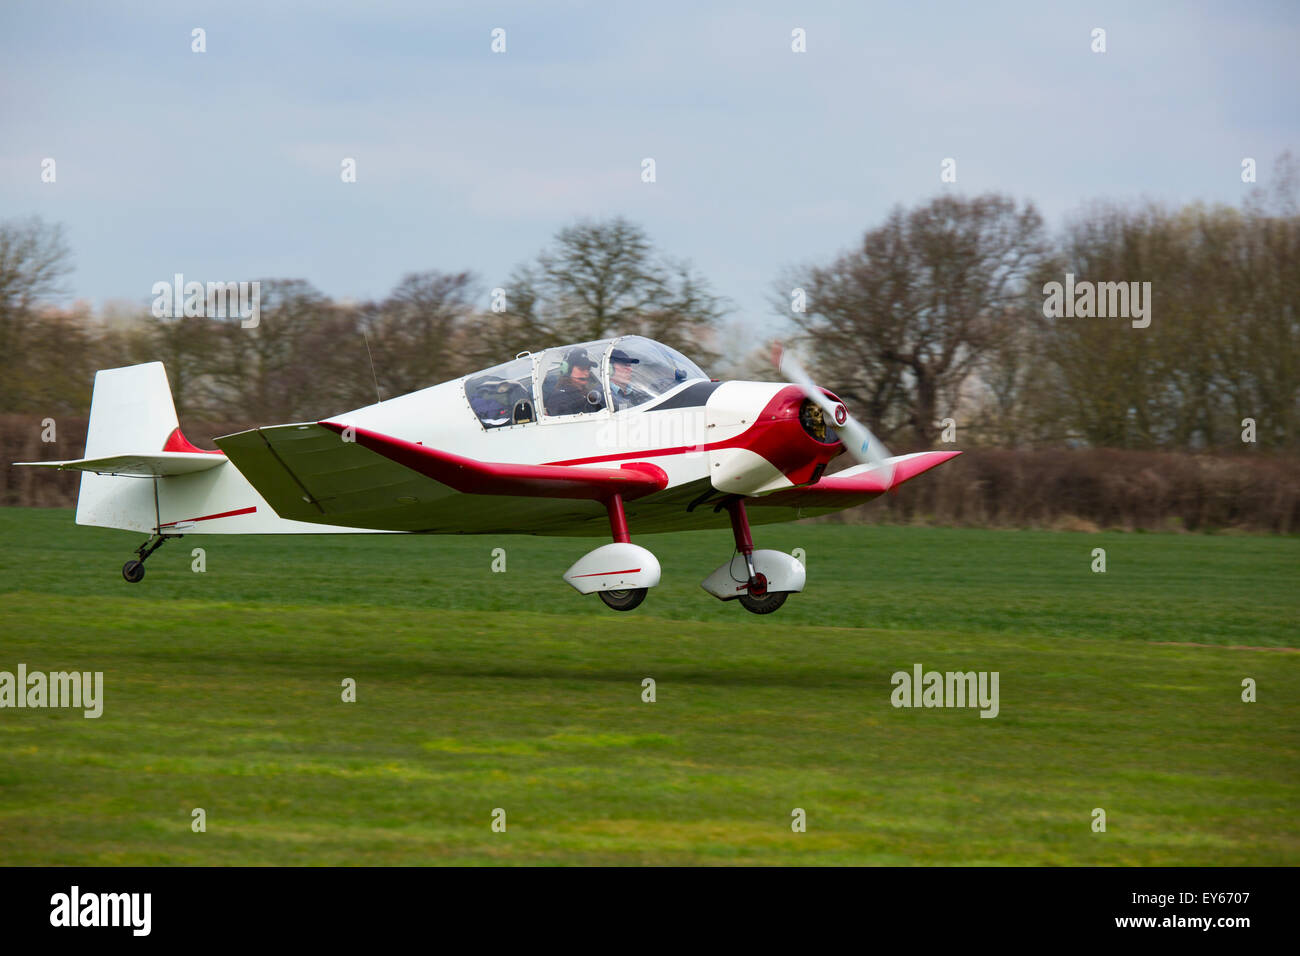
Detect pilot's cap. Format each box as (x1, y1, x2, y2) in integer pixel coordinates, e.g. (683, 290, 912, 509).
(610, 348, 640, 366)
(564, 349, 595, 370)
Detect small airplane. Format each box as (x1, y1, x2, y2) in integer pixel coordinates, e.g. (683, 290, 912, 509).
(16, 335, 960, 614)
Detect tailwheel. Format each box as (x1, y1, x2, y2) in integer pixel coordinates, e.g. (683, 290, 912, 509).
(599, 588, 647, 612)
(119, 531, 179, 583)
(738, 590, 787, 614)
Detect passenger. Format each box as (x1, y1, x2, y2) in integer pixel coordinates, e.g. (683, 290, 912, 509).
(469, 379, 513, 426)
(609, 348, 651, 410)
(547, 349, 605, 415)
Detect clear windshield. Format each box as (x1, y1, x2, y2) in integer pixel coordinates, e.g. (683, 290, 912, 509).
(472, 337, 709, 424)
(465, 356, 536, 428)
(538, 340, 612, 417)
(605, 336, 709, 411)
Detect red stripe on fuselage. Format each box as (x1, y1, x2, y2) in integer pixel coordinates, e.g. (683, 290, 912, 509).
(550, 444, 705, 466)
(548, 386, 841, 486)
(159, 506, 257, 527)
(570, 568, 642, 578)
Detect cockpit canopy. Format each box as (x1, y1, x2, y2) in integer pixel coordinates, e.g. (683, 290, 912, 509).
(464, 336, 709, 429)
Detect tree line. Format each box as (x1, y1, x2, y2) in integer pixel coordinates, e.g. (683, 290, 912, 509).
(2, 154, 1296, 453)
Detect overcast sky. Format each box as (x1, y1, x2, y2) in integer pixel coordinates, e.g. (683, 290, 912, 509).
(2, 0, 1297, 339)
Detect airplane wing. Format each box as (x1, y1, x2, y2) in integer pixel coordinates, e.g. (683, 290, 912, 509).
(316, 422, 668, 499)
(213, 422, 668, 528)
(748, 450, 962, 510)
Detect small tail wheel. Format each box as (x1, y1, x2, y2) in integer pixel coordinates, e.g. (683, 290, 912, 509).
(739, 590, 787, 615)
(122, 560, 146, 584)
(599, 587, 647, 611)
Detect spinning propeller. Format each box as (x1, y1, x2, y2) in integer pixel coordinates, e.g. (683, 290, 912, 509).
(774, 343, 896, 488)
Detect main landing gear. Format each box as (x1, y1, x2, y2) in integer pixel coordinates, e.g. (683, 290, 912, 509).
(737, 578, 787, 616)
(121, 532, 181, 583)
(729, 499, 784, 615)
(700, 498, 806, 615)
(562, 494, 662, 612)
(599, 588, 647, 612)
(562, 494, 805, 614)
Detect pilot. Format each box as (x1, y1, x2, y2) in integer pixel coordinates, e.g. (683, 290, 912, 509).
(609, 348, 651, 410)
(547, 349, 605, 416)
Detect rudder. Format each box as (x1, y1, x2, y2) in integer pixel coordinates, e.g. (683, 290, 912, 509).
(77, 363, 182, 532)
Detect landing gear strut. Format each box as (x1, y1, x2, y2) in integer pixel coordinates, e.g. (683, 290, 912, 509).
(695, 498, 805, 614)
(723, 498, 788, 614)
(121, 532, 181, 583)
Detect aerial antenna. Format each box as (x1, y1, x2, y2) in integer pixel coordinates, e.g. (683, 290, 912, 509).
(362, 327, 383, 404)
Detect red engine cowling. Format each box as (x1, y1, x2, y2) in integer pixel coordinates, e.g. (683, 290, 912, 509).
(706, 383, 844, 494)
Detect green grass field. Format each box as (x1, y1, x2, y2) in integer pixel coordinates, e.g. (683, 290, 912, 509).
(0, 506, 1296, 865)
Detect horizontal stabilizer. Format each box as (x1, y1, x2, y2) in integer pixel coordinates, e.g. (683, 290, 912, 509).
(14, 452, 227, 478)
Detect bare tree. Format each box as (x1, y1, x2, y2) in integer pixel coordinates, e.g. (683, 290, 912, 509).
(0, 217, 72, 314)
(785, 195, 1048, 445)
(204, 280, 339, 422)
(499, 217, 726, 365)
(360, 270, 481, 397)
(0, 218, 74, 410)
(1032, 185, 1298, 452)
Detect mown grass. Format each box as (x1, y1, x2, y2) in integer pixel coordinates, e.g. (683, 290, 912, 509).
(0, 507, 1296, 864)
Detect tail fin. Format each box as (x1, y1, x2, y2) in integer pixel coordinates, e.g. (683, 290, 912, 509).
(79, 363, 179, 532)
(83, 362, 181, 460)
(13, 363, 224, 532)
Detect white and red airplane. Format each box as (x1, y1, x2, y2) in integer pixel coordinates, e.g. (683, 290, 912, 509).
(16, 335, 959, 614)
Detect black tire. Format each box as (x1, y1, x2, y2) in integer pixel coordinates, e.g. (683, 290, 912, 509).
(122, 560, 145, 584)
(599, 587, 647, 611)
(739, 590, 787, 615)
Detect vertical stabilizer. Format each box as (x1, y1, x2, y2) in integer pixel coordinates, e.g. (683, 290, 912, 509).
(76, 363, 181, 531)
